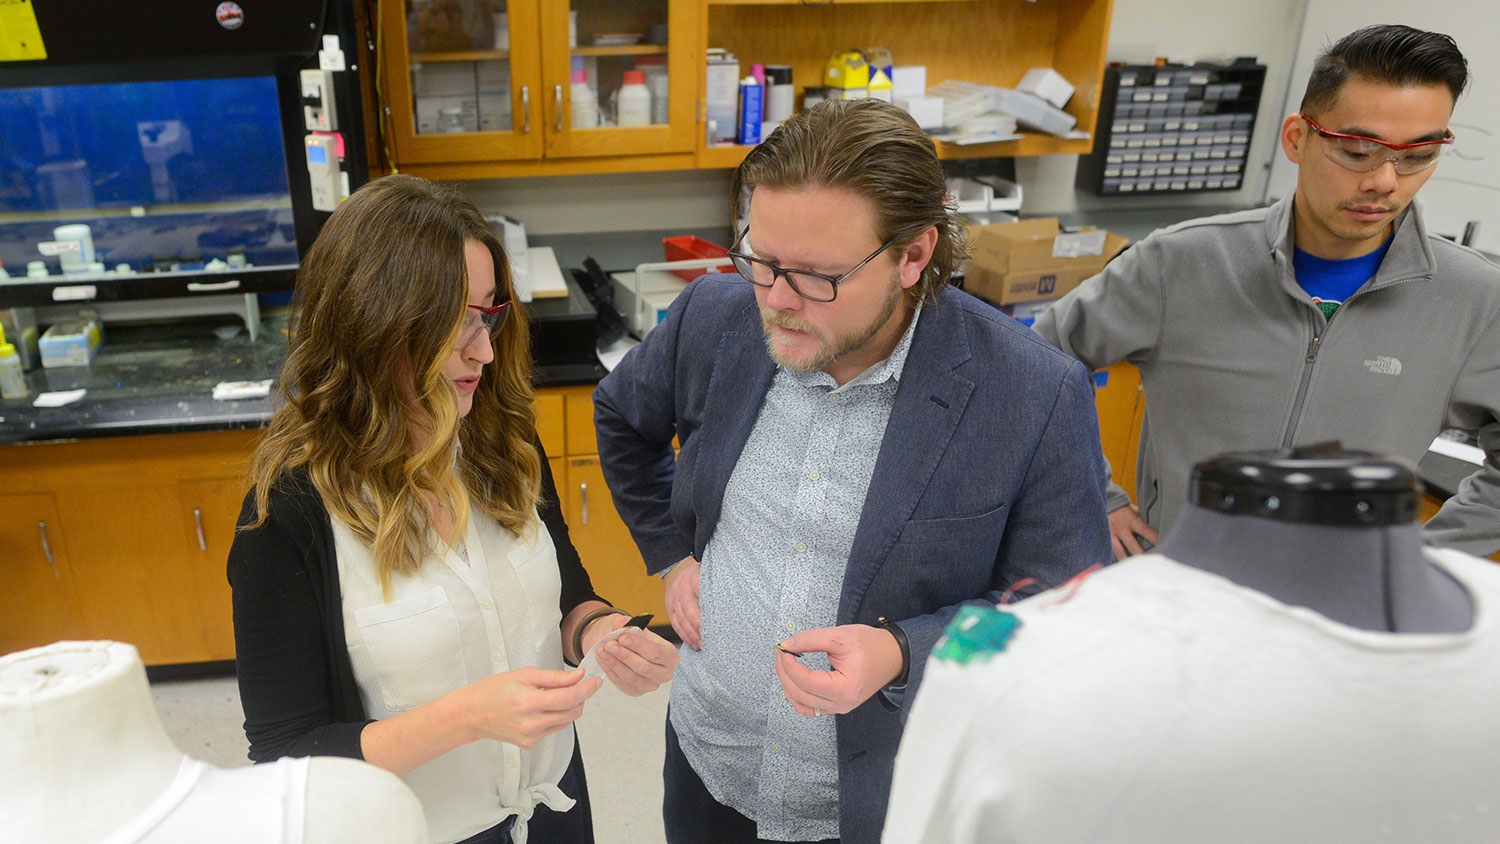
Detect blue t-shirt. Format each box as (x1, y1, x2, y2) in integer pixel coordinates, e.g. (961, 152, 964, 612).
(1292, 237, 1392, 322)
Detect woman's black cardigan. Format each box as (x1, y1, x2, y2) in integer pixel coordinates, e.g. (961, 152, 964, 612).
(227, 441, 602, 763)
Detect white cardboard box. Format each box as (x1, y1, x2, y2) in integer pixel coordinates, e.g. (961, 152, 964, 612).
(891, 65, 927, 100)
(896, 95, 944, 130)
(1018, 67, 1075, 110)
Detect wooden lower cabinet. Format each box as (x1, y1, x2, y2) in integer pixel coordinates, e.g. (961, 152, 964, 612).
(1094, 362, 1145, 504)
(178, 477, 253, 661)
(563, 456, 667, 621)
(0, 391, 657, 665)
(58, 482, 212, 664)
(0, 429, 257, 664)
(0, 492, 84, 655)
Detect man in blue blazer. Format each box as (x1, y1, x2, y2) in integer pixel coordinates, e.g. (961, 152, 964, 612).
(595, 99, 1111, 844)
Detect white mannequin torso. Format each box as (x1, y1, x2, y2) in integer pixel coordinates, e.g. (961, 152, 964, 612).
(0, 641, 428, 844)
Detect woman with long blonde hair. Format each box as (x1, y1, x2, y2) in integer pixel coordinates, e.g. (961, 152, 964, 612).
(228, 174, 676, 844)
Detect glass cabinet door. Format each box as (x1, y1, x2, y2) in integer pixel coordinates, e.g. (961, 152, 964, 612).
(382, 0, 542, 164)
(538, 0, 698, 158)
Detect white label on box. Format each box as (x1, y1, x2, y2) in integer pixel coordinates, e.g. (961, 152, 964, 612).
(38, 240, 81, 256)
(1053, 230, 1108, 259)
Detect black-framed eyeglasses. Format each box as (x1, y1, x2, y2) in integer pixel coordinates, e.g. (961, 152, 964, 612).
(1300, 113, 1454, 175)
(457, 300, 512, 349)
(727, 227, 896, 303)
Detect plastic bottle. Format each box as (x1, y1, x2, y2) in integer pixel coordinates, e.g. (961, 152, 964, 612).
(617, 69, 651, 126)
(0, 323, 26, 400)
(570, 69, 599, 128)
(763, 65, 794, 136)
(737, 75, 763, 144)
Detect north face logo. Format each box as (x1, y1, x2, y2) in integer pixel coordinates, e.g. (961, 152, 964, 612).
(1363, 355, 1403, 376)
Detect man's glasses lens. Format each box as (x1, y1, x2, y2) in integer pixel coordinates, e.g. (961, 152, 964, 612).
(728, 254, 838, 302)
(1325, 137, 1445, 174)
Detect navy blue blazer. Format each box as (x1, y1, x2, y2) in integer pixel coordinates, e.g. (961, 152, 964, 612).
(594, 274, 1110, 843)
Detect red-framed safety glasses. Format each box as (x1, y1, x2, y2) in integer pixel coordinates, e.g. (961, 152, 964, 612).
(1299, 113, 1454, 175)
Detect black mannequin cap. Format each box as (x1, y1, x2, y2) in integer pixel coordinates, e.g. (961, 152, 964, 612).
(1189, 443, 1421, 526)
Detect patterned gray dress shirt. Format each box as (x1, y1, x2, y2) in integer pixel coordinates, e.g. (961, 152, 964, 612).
(670, 307, 920, 841)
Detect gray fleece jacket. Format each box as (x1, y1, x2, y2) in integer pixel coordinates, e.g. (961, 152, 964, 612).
(1034, 194, 1500, 557)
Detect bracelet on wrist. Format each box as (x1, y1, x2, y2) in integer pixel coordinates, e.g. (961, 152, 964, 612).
(570, 607, 628, 666)
(876, 616, 910, 690)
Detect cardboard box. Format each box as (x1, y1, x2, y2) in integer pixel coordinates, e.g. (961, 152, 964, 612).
(964, 218, 1128, 305)
(39, 317, 102, 367)
(1018, 67, 1075, 109)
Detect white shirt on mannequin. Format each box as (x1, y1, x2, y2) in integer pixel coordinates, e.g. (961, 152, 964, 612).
(0, 640, 427, 844)
(884, 548, 1500, 844)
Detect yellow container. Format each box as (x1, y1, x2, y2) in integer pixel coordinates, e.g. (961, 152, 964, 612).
(824, 50, 869, 95)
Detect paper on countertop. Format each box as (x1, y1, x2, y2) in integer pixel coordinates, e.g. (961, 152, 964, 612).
(213, 379, 273, 401)
(596, 335, 639, 372)
(578, 624, 642, 679)
(33, 389, 86, 407)
(1053, 230, 1107, 258)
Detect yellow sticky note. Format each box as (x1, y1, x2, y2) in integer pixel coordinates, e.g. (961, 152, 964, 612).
(0, 0, 47, 62)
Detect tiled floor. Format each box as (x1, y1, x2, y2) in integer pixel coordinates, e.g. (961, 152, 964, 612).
(151, 673, 670, 844)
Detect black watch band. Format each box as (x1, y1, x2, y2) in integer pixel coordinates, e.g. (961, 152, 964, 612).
(876, 616, 910, 690)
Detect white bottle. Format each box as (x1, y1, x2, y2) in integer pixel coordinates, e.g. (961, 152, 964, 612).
(0, 336, 26, 400)
(570, 69, 599, 129)
(617, 69, 651, 127)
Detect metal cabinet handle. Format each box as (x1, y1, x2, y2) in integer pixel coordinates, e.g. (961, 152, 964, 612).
(194, 508, 207, 551)
(555, 84, 564, 132)
(39, 520, 55, 570)
(580, 482, 588, 525)
(521, 85, 530, 133)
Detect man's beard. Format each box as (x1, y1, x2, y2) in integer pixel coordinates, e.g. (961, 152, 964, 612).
(759, 275, 903, 374)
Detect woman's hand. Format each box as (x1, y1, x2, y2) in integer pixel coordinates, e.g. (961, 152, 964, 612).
(458, 666, 602, 749)
(361, 665, 602, 774)
(581, 613, 680, 696)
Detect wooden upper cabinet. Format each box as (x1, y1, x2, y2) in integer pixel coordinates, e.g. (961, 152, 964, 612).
(378, 0, 1115, 176)
(381, 0, 545, 164)
(381, 0, 702, 173)
(539, 0, 701, 159)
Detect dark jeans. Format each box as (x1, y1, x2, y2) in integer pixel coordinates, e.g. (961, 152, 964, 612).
(453, 737, 595, 844)
(663, 716, 840, 844)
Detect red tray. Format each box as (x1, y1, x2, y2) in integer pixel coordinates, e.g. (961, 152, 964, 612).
(663, 235, 733, 281)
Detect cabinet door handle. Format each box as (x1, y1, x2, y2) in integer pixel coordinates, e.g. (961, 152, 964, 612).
(194, 508, 207, 551)
(38, 520, 55, 570)
(555, 84, 564, 132)
(580, 482, 588, 525)
(521, 85, 530, 133)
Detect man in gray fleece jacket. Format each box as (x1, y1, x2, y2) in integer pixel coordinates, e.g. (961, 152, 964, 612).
(1036, 24, 1500, 560)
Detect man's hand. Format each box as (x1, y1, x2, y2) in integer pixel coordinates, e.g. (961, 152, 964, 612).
(662, 555, 702, 650)
(582, 613, 680, 696)
(1108, 504, 1159, 561)
(773, 624, 903, 717)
